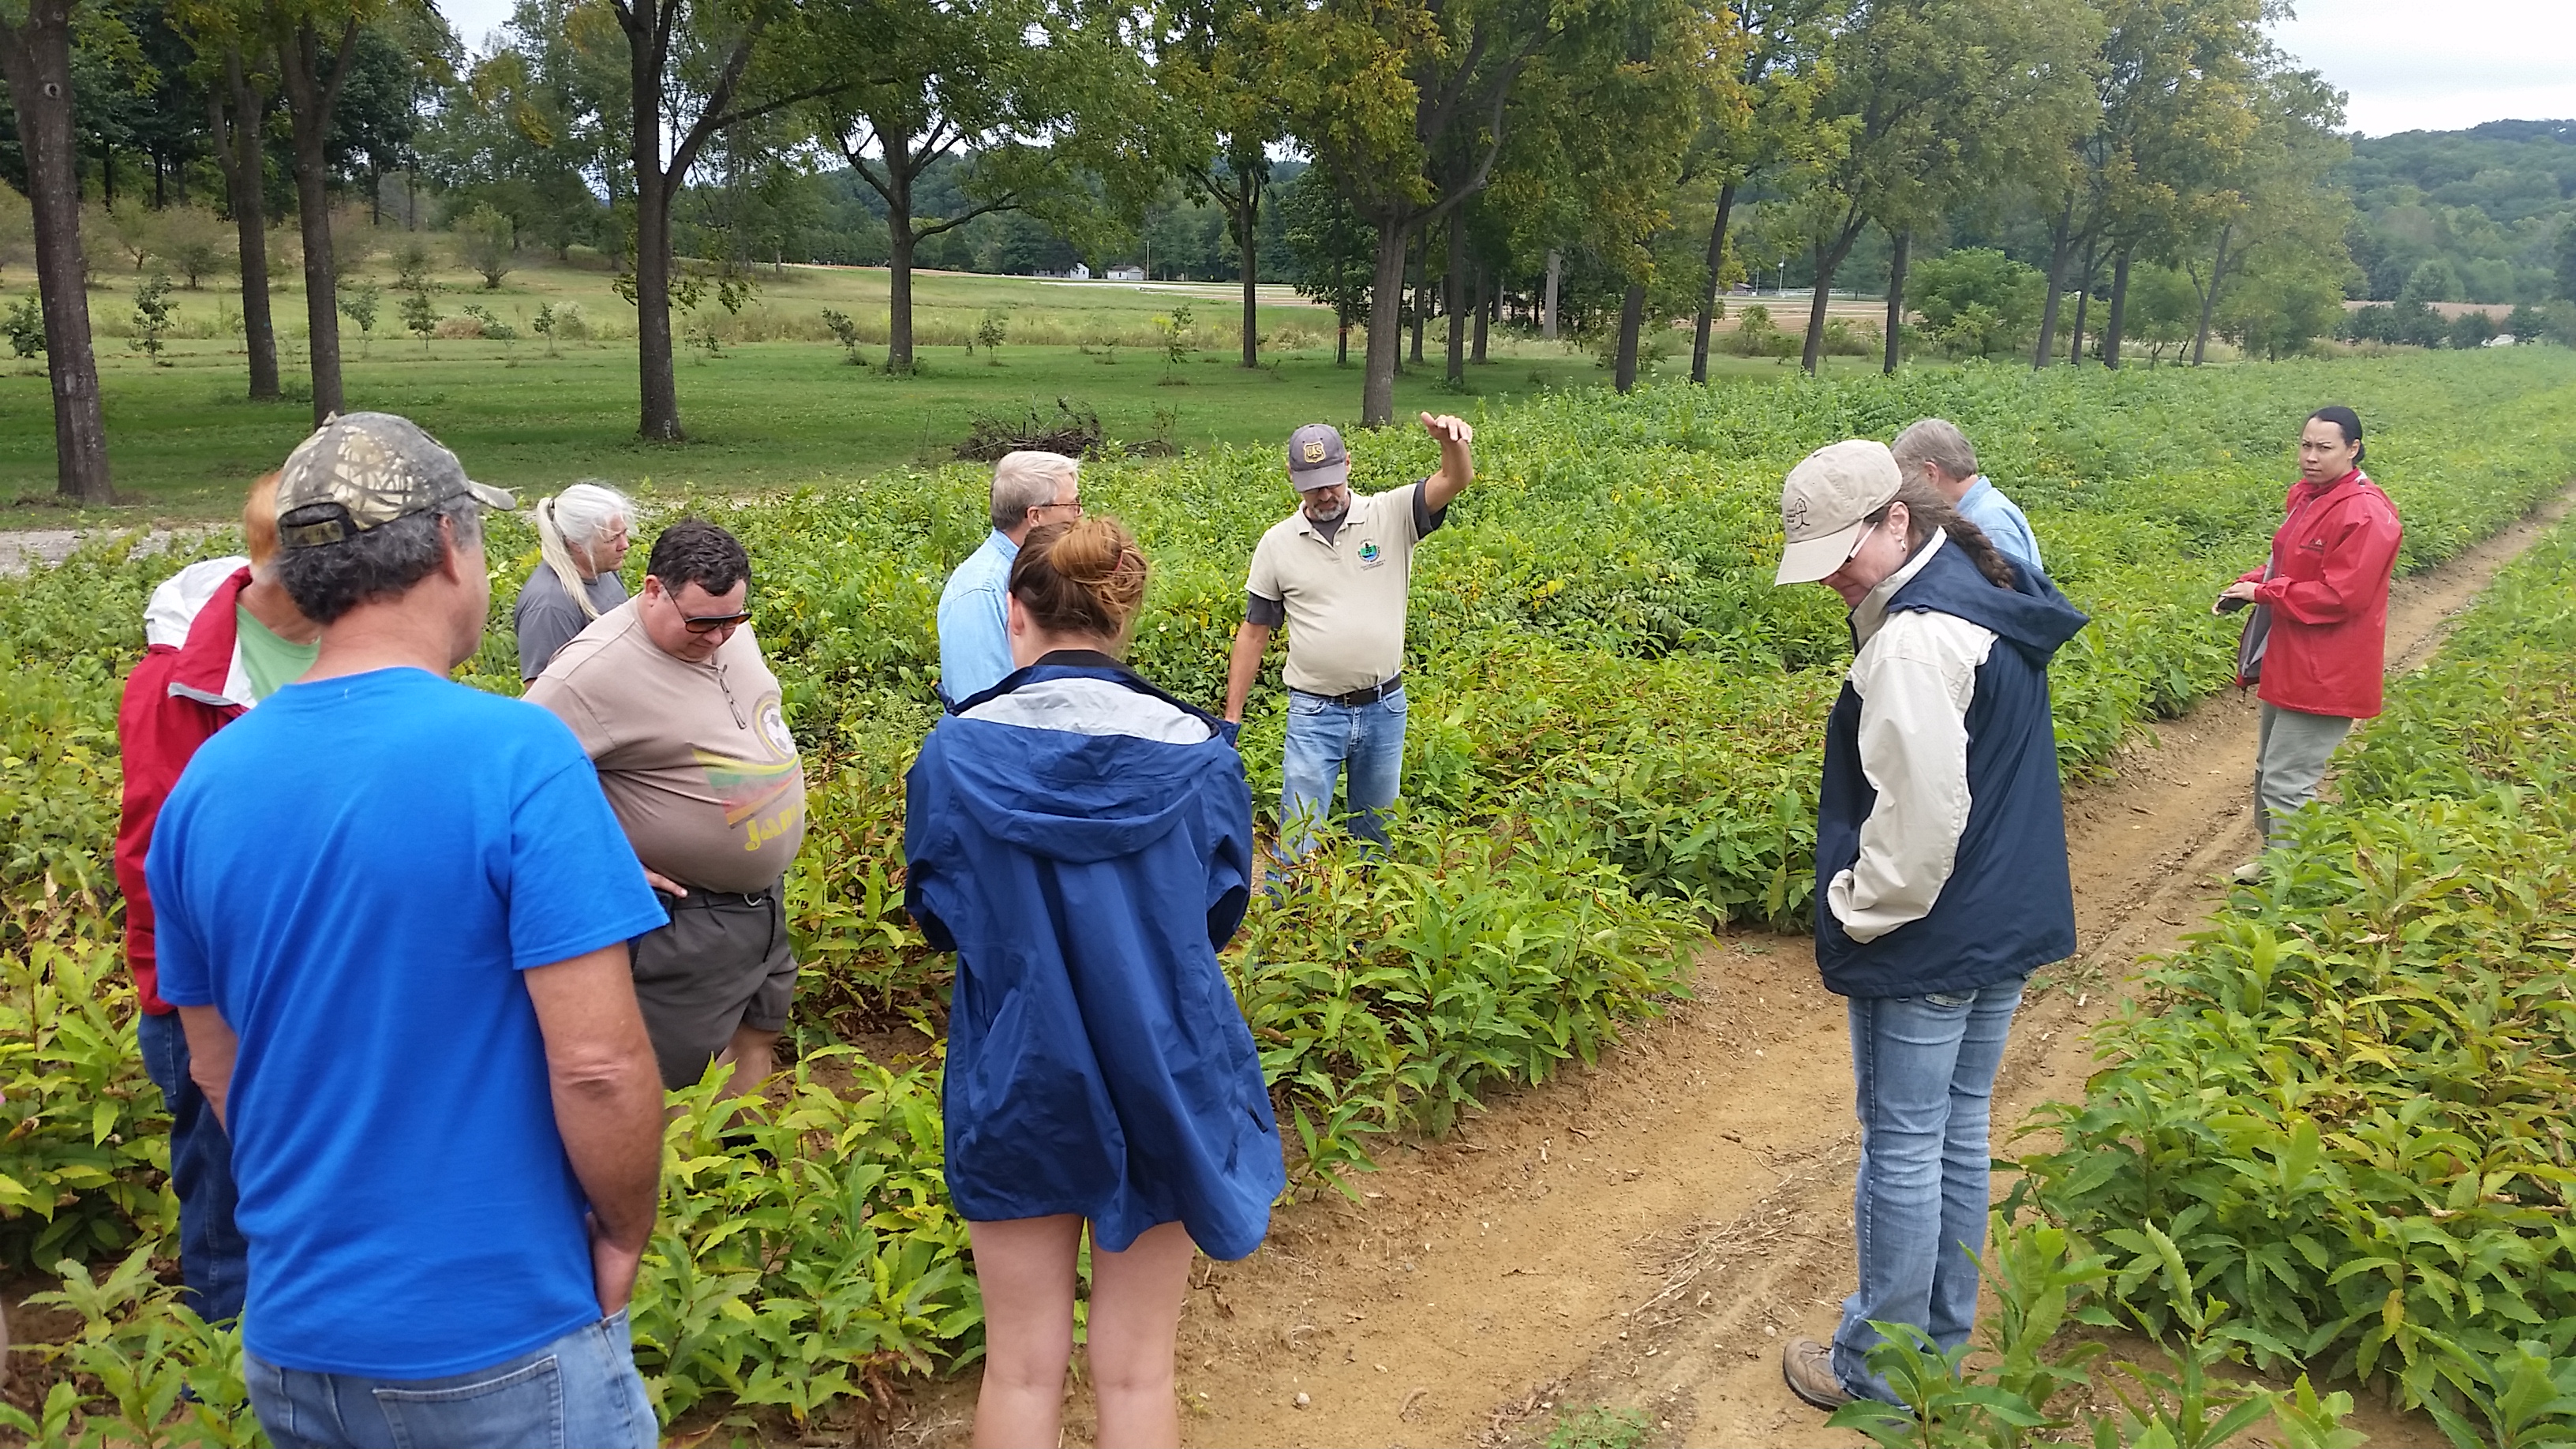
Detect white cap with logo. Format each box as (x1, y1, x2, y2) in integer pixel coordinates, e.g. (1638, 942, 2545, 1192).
(1773, 440, 1904, 586)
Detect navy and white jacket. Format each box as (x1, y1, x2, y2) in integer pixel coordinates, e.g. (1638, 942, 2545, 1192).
(1814, 531, 2088, 998)
(904, 652, 1282, 1260)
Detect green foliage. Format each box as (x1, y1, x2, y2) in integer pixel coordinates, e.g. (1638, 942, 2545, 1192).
(460, 303, 518, 341)
(8, 354, 2576, 1429)
(0, 1246, 263, 1448)
(127, 271, 176, 365)
(1159, 302, 1198, 368)
(458, 203, 515, 290)
(3, 293, 42, 358)
(338, 281, 382, 352)
(1828, 1218, 2360, 1449)
(819, 307, 864, 364)
(1544, 1403, 1649, 1449)
(399, 286, 438, 343)
(2020, 514, 2576, 1436)
(1908, 249, 2045, 358)
(637, 1050, 979, 1422)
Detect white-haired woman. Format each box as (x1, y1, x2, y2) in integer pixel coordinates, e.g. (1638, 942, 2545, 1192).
(515, 481, 634, 681)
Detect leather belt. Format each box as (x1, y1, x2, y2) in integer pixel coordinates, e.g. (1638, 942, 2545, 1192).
(660, 887, 774, 911)
(1297, 675, 1403, 707)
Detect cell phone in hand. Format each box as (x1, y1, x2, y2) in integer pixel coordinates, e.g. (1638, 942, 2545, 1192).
(2215, 594, 2251, 614)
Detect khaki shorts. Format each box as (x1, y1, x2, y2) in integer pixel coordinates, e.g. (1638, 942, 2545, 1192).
(629, 889, 798, 1091)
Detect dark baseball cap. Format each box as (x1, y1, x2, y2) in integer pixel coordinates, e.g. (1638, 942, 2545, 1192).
(275, 412, 516, 550)
(1285, 422, 1350, 492)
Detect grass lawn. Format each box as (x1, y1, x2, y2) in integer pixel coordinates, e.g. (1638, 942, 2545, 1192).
(2, 249, 1900, 518)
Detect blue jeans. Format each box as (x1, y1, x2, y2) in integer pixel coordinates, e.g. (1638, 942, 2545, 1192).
(1278, 686, 1407, 862)
(135, 1009, 249, 1324)
(1833, 977, 2027, 1402)
(246, 1311, 656, 1449)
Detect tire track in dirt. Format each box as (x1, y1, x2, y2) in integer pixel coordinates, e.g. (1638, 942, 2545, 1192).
(888, 485, 2573, 1449)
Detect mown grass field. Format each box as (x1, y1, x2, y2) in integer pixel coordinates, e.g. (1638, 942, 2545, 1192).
(8, 349, 2572, 1443)
(2, 252, 1895, 514)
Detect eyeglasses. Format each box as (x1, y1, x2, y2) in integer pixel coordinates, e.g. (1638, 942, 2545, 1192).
(1031, 500, 1084, 519)
(682, 609, 750, 635)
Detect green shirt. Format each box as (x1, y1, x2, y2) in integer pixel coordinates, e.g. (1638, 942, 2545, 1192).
(236, 605, 319, 699)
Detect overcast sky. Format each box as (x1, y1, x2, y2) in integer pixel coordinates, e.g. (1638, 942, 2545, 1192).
(2270, 0, 2576, 136)
(431, 0, 2574, 141)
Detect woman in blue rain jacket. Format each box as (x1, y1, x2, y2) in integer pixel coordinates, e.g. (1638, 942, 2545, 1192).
(904, 515, 1278, 1449)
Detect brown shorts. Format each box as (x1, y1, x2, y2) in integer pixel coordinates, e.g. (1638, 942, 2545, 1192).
(629, 888, 798, 1091)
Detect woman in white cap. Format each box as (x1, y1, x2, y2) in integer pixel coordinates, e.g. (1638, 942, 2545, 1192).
(515, 481, 633, 681)
(1768, 440, 2087, 1413)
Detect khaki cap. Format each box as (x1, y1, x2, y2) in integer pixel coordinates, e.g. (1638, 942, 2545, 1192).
(275, 412, 516, 550)
(1773, 440, 1902, 585)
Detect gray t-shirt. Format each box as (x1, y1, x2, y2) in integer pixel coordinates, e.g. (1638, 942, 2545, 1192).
(515, 567, 630, 681)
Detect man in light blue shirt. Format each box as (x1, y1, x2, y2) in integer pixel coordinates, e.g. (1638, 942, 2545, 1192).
(937, 451, 1082, 705)
(1892, 417, 2042, 575)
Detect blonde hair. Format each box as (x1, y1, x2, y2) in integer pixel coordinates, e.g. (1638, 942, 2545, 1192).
(534, 481, 632, 620)
(991, 451, 1078, 531)
(1009, 516, 1148, 648)
(242, 473, 284, 578)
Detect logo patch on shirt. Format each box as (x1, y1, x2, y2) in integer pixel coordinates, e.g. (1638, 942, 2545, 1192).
(1357, 541, 1383, 566)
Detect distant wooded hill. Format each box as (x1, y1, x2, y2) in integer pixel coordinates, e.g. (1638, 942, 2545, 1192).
(2342, 119, 2576, 304)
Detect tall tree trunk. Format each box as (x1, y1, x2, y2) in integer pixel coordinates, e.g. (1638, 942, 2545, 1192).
(627, 32, 681, 437)
(1542, 249, 1560, 339)
(1335, 311, 1349, 366)
(1408, 228, 1425, 365)
(2103, 249, 2132, 369)
(2191, 223, 2233, 367)
(1361, 218, 1410, 426)
(209, 47, 279, 402)
(102, 142, 114, 207)
(886, 214, 917, 371)
(1882, 229, 1910, 375)
(2034, 197, 2074, 369)
(1614, 281, 1645, 393)
(277, 17, 358, 426)
(154, 152, 165, 208)
(1235, 173, 1260, 369)
(1690, 178, 1738, 384)
(2068, 236, 2099, 367)
(1801, 219, 1865, 375)
(1471, 265, 1488, 363)
(0, 2, 112, 503)
(1443, 216, 1466, 385)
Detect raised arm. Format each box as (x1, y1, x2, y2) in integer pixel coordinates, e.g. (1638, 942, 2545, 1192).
(523, 942, 665, 1316)
(1420, 412, 1475, 512)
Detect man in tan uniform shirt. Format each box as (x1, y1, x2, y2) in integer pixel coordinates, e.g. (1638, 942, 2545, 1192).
(526, 520, 807, 1095)
(1222, 412, 1474, 866)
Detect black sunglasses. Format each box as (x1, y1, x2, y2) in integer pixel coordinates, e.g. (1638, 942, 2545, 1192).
(682, 608, 751, 635)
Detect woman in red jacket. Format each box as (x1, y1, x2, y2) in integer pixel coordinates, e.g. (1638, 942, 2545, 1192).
(2214, 406, 2401, 878)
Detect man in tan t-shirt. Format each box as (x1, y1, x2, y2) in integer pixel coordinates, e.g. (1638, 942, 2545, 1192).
(526, 519, 807, 1095)
(1222, 412, 1474, 866)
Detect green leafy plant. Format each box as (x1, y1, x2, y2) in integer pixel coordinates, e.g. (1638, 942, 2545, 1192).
(820, 307, 864, 364)
(338, 280, 381, 355)
(1544, 1403, 1649, 1449)
(6, 290, 43, 358)
(128, 270, 176, 365)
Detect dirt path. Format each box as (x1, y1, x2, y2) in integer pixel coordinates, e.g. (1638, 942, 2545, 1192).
(886, 487, 2572, 1449)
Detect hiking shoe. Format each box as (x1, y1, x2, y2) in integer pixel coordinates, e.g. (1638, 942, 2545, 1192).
(2230, 860, 2264, 884)
(1783, 1337, 1854, 1410)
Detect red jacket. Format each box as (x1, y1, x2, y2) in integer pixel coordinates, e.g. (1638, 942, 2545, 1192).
(115, 563, 256, 1015)
(2235, 470, 2402, 719)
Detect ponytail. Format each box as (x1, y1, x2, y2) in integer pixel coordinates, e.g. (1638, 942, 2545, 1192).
(1880, 477, 2018, 589)
(534, 481, 632, 620)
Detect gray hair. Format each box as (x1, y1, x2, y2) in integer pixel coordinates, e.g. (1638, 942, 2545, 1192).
(990, 451, 1077, 532)
(1892, 418, 1979, 482)
(277, 496, 486, 625)
(534, 481, 632, 620)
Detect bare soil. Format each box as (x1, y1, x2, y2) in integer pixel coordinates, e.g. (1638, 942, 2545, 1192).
(882, 485, 2573, 1449)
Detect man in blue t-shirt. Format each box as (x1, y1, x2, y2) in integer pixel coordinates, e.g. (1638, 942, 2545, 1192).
(935, 450, 1080, 705)
(149, 413, 670, 1449)
(1892, 417, 2044, 575)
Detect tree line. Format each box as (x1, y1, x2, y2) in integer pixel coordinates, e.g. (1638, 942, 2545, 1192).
(0, 0, 2400, 503)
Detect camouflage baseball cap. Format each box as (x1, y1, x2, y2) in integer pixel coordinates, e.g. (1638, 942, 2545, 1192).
(275, 412, 516, 550)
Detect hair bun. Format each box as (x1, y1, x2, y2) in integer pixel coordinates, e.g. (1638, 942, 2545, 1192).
(1009, 515, 1151, 642)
